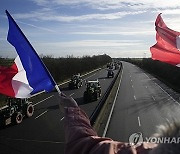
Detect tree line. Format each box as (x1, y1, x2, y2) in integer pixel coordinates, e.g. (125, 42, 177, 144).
(0, 54, 112, 104)
(42, 54, 112, 82)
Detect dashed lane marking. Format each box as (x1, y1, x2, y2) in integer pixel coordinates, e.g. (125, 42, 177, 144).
(60, 117, 64, 121)
(34, 95, 54, 106)
(35, 110, 48, 119)
(152, 96, 156, 101)
(85, 73, 96, 79)
(69, 93, 74, 97)
(138, 116, 141, 127)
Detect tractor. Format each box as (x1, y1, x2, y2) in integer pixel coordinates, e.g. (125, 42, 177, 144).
(107, 69, 114, 78)
(83, 80, 101, 102)
(0, 97, 34, 126)
(69, 74, 83, 89)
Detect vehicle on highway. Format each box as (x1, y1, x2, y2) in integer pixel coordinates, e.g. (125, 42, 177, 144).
(69, 74, 83, 89)
(107, 63, 114, 69)
(107, 69, 114, 78)
(106, 63, 111, 68)
(114, 63, 120, 70)
(0, 97, 34, 126)
(83, 80, 101, 102)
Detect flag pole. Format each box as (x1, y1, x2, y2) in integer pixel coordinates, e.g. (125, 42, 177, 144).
(55, 85, 61, 95)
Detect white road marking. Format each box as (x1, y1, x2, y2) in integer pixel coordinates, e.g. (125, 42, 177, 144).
(60, 117, 64, 121)
(102, 67, 123, 137)
(34, 95, 54, 106)
(144, 72, 180, 105)
(69, 93, 74, 97)
(85, 73, 96, 79)
(138, 116, 141, 127)
(166, 118, 170, 123)
(152, 96, 156, 101)
(35, 110, 48, 119)
(134, 95, 137, 100)
(144, 73, 150, 79)
(2, 137, 64, 144)
(132, 85, 134, 88)
(131, 79, 133, 82)
(155, 83, 180, 105)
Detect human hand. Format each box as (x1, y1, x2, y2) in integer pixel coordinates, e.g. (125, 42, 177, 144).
(58, 93, 78, 113)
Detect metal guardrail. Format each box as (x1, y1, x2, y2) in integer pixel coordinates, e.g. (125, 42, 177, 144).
(90, 63, 122, 125)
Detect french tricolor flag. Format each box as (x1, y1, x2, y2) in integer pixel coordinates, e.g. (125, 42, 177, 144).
(0, 10, 59, 98)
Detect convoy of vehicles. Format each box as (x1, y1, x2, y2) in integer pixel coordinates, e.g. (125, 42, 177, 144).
(69, 74, 83, 89)
(83, 80, 102, 102)
(0, 62, 120, 127)
(107, 62, 120, 70)
(0, 97, 34, 126)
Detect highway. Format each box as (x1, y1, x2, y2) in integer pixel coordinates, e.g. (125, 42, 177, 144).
(106, 62, 180, 143)
(1, 61, 180, 154)
(0, 67, 119, 154)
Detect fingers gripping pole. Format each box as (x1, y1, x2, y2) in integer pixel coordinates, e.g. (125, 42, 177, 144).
(55, 85, 61, 95)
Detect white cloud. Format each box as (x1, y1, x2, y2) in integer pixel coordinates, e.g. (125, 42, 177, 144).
(71, 30, 154, 36)
(158, 9, 180, 15)
(3, 0, 180, 58)
(150, 12, 180, 31)
(28, 39, 148, 58)
(35, 39, 143, 48)
(31, 0, 180, 10)
(14, 10, 145, 22)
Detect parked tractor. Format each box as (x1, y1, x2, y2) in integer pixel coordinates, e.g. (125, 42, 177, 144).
(69, 74, 83, 89)
(0, 97, 34, 126)
(83, 80, 101, 102)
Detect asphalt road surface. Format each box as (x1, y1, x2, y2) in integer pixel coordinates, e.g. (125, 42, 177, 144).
(0, 68, 119, 154)
(106, 62, 180, 143)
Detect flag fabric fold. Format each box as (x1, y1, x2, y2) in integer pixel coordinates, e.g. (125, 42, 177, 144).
(0, 63, 18, 97)
(150, 13, 180, 66)
(0, 10, 56, 98)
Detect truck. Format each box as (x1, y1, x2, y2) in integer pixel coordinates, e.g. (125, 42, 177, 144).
(69, 74, 83, 89)
(0, 97, 34, 126)
(83, 80, 101, 102)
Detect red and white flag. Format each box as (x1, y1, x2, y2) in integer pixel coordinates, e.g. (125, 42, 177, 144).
(150, 13, 180, 66)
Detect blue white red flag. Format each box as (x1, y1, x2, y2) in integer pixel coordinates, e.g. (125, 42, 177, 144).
(0, 10, 57, 98)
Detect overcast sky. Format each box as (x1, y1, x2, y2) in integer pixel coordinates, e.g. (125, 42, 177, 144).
(0, 0, 180, 58)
